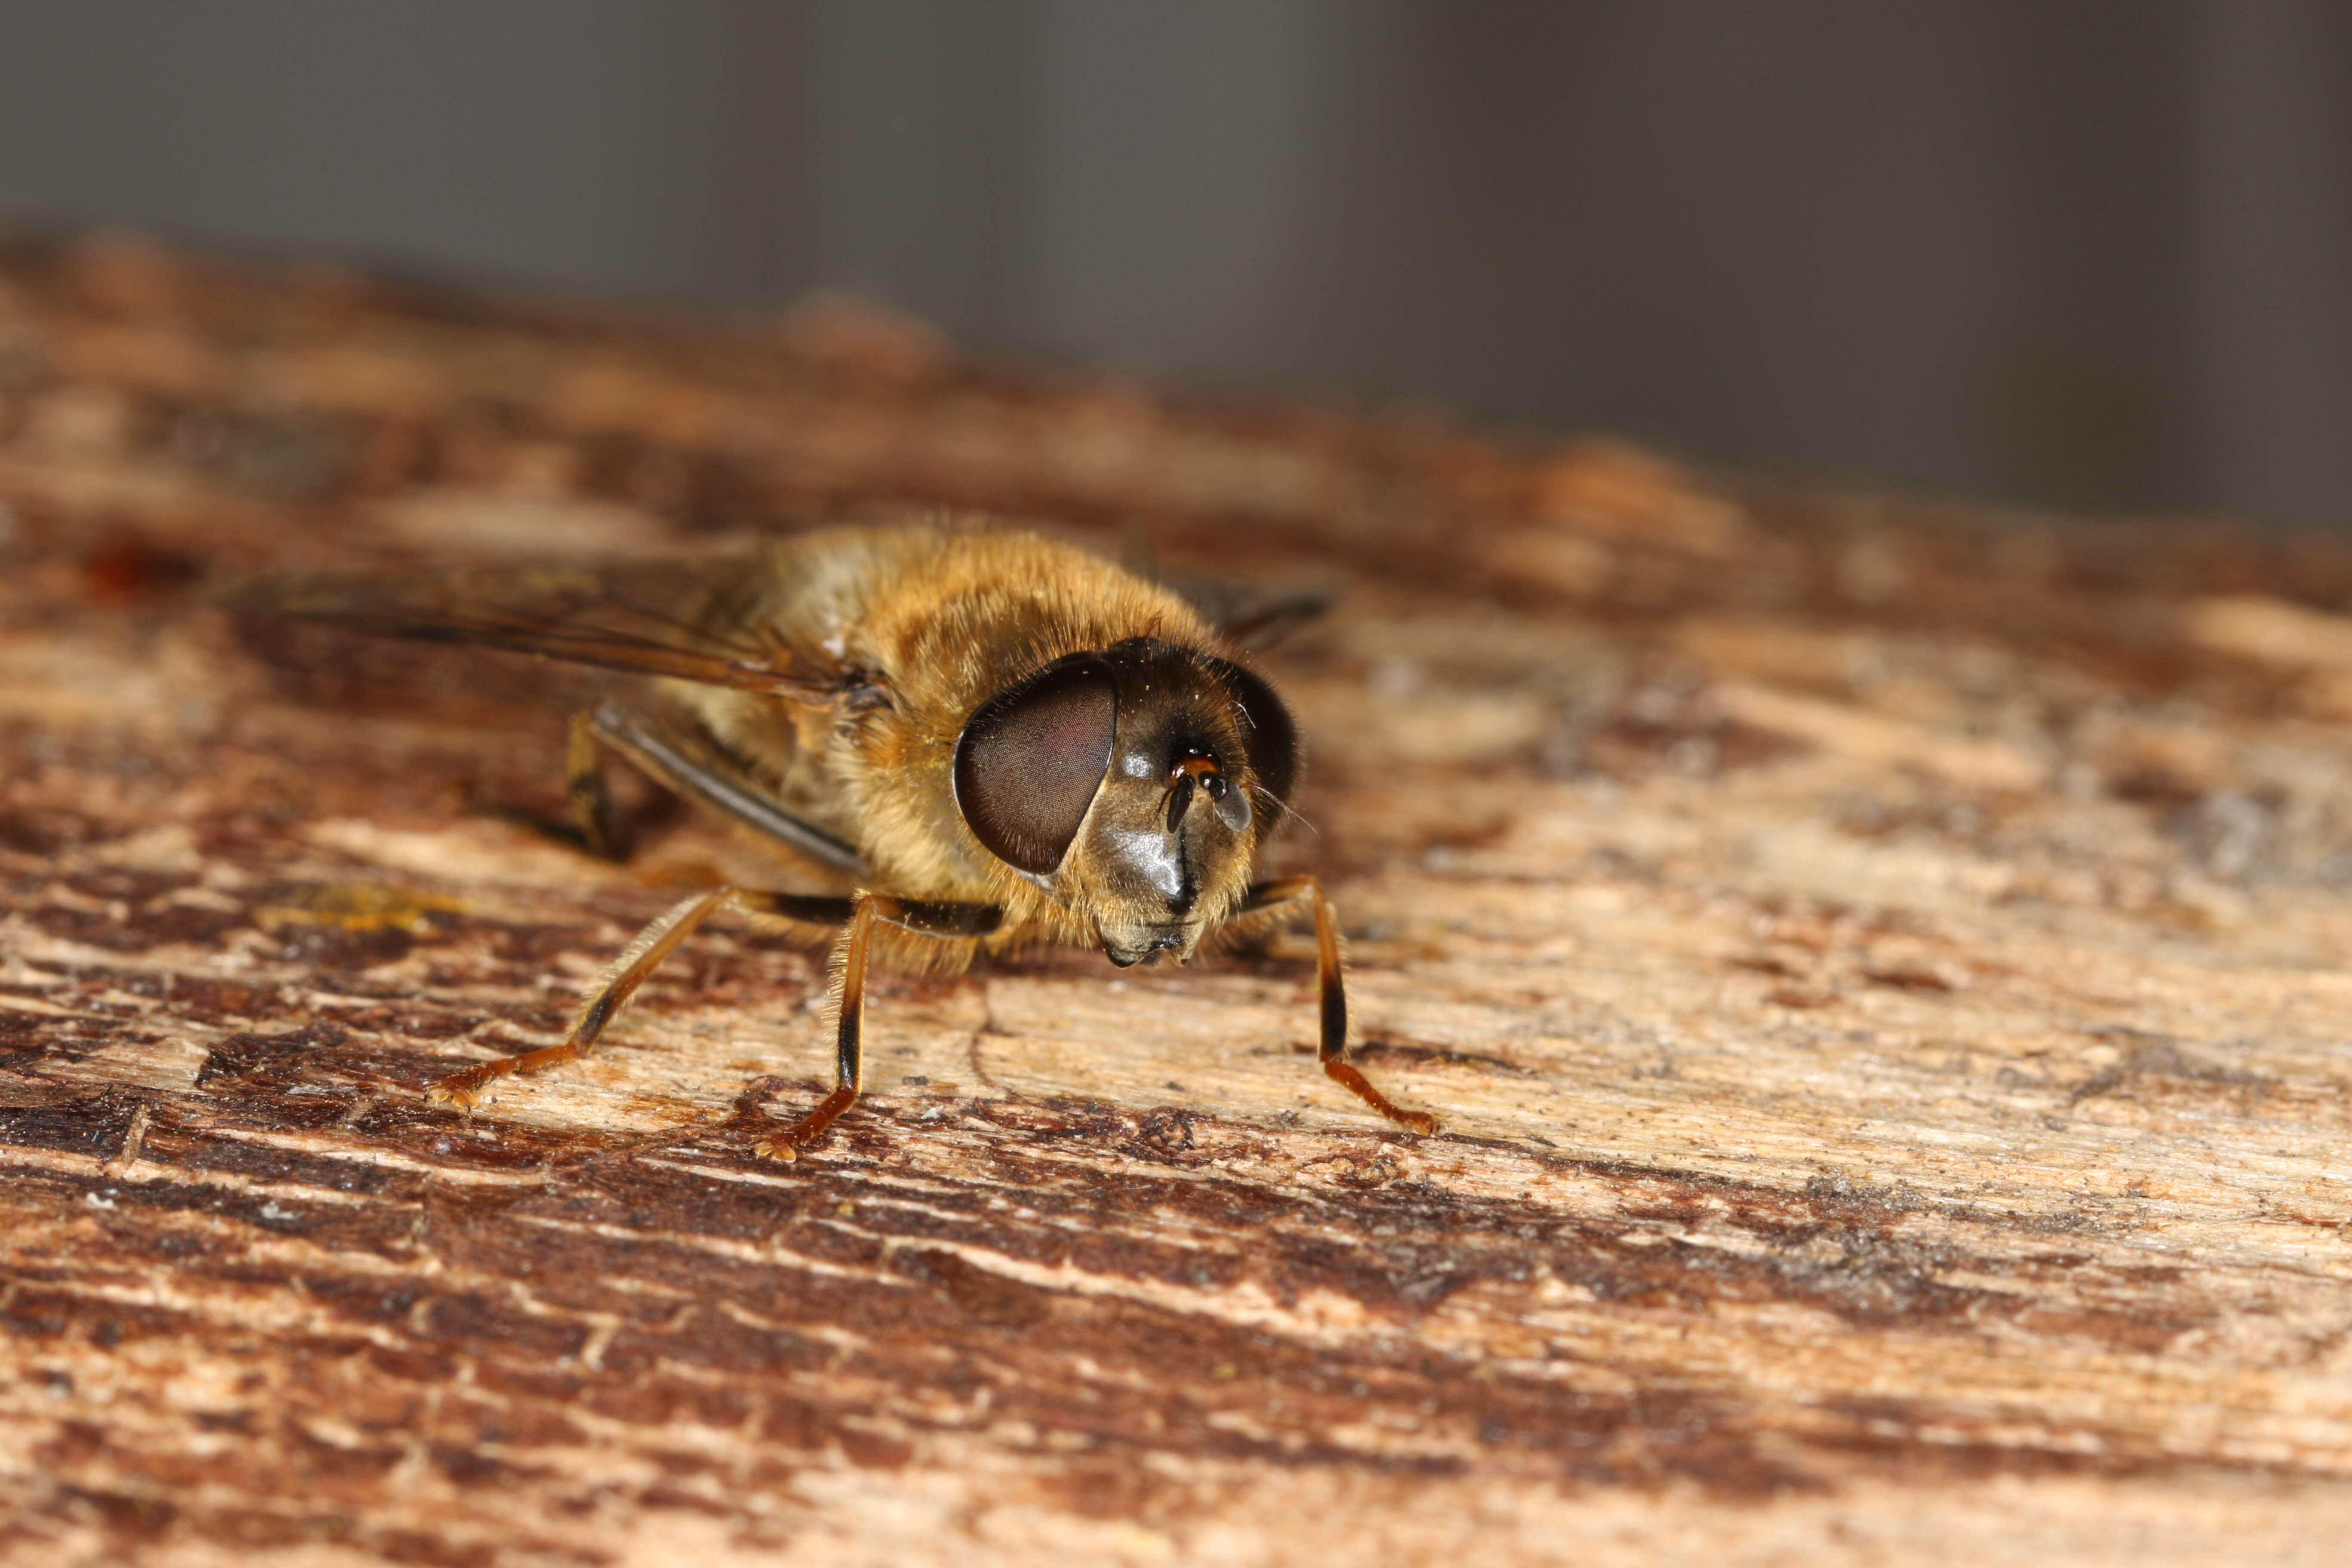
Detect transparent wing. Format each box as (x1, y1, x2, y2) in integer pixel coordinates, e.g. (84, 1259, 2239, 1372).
(1161, 573, 1335, 654)
(218, 557, 840, 700)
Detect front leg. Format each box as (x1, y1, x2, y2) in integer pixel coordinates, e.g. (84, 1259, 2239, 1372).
(746, 891, 1004, 1160)
(1238, 876, 1437, 1135)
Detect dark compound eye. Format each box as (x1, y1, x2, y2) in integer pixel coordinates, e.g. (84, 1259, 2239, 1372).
(1200, 656, 1297, 808)
(953, 656, 1119, 873)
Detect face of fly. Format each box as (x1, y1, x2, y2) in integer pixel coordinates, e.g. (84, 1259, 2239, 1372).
(951, 638, 1298, 967)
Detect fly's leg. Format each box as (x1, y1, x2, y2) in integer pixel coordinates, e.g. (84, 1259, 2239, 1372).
(490, 703, 873, 874)
(428, 880, 1002, 1152)
(1239, 875, 1437, 1135)
(753, 897, 874, 1161)
(747, 891, 1004, 1161)
(741, 892, 856, 926)
(566, 707, 633, 861)
(468, 708, 639, 861)
(588, 703, 865, 878)
(429, 885, 736, 1108)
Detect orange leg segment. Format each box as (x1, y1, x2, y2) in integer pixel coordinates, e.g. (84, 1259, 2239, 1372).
(1242, 875, 1437, 1135)
(755, 896, 877, 1161)
(429, 885, 737, 1109)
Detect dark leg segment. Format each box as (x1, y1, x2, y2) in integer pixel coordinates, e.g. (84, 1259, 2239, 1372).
(740, 889, 1002, 944)
(428, 876, 1002, 1158)
(566, 707, 634, 860)
(747, 891, 1000, 1159)
(588, 703, 866, 878)
(1240, 875, 1437, 1134)
(430, 884, 738, 1108)
(740, 891, 858, 928)
(756, 896, 876, 1161)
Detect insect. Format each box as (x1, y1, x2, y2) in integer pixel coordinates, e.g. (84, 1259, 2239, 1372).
(229, 523, 1435, 1157)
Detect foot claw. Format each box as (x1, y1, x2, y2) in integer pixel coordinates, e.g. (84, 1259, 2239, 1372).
(753, 1136, 799, 1162)
(427, 1068, 493, 1110)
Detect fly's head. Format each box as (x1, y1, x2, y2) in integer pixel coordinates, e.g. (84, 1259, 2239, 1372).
(952, 638, 1296, 966)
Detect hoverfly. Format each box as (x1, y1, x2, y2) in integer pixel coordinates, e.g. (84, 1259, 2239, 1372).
(230, 523, 1435, 1157)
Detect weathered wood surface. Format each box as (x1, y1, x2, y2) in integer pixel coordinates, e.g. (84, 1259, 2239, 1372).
(6, 233, 2352, 1565)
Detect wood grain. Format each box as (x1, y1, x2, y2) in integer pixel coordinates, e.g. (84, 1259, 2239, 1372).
(4, 232, 2352, 1565)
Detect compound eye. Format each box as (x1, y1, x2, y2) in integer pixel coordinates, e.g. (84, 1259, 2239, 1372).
(1202, 657, 1298, 808)
(953, 657, 1118, 873)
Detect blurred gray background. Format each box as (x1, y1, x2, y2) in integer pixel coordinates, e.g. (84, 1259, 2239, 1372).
(1, 0, 2346, 527)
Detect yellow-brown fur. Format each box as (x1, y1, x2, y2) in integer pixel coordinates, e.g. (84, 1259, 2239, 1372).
(665, 522, 1257, 974)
